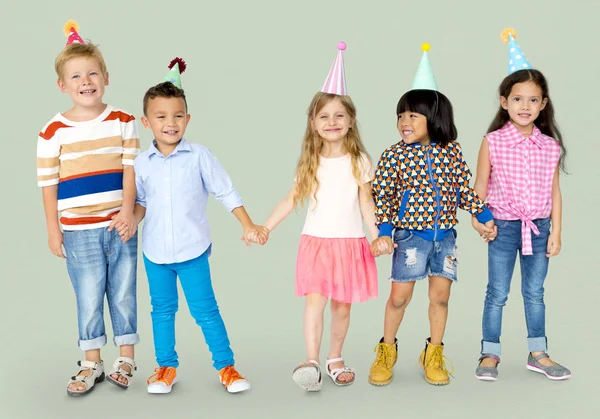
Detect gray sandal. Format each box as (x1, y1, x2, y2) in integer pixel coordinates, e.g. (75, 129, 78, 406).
(292, 360, 322, 391)
(106, 356, 137, 389)
(66, 360, 105, 397)
(526, 353, 571, 380)
(475, 354, 500, 381)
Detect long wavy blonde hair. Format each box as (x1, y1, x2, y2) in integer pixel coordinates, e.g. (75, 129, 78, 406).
(293, 91, 371, 209)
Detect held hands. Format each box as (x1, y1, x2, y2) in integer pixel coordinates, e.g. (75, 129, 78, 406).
(370, 236, 397, 257)
(472, 218, 497, 243)
(108, 210, 138, 243)
(242, 224, 270, 247)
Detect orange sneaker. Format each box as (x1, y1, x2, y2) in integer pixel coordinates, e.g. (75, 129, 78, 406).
(147, 366, 177, 394)
(219, 365, 250, 393)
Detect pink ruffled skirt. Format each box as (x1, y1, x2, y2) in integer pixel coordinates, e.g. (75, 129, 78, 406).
(295, 235, 378, 303)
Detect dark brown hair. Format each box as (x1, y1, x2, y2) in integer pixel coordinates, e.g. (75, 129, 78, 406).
(488, 69, 566, 173)
(143, 81, 188, 115)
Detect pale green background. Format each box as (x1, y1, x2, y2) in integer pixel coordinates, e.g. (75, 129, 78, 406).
(1, 0, 598, 418)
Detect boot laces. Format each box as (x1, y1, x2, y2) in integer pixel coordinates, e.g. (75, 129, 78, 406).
(373, 343, 394, 369)
(427, 346, 455, 377)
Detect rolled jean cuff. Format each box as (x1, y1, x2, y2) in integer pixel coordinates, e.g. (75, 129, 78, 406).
(114, 333, 140, 347)
(528, 337, 547, 353)
(79, 335, 107, 351)
(481, 340, 501, 357)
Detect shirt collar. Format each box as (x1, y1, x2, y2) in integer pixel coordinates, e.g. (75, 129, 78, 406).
(504, 122, 546, 149)
(148, 138, 192, 158)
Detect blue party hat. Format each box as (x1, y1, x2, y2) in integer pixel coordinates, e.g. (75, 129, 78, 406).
(501, 28, 532, 74)
(411, 43, 438, 91)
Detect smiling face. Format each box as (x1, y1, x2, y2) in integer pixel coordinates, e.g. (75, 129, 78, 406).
(500, 81, 548, 135)
(141, 96, 190, 155)
(311, 97, 352, 143)
(57, 56, 108, 110)
(397, 111, 430, 145)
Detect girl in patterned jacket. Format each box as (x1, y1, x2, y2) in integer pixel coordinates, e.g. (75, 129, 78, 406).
(369, 44, 496, 387)
(473, 29, 570, 382)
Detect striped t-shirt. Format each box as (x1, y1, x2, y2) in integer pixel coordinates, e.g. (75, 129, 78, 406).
(36, 105, 140, 230)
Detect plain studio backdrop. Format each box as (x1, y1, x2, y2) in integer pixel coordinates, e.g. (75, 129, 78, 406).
(1, 0, 598, 418)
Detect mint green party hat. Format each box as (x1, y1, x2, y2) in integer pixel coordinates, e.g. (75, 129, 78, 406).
(411, 43, 438, 91)
(163, 57, 187, 89)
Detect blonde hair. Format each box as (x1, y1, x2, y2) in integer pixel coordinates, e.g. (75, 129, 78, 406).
(55, 42, 107, 79)
(293, 91, 371, 209)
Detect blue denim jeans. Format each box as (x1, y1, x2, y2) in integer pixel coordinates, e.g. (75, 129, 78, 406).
(390, 229, 458, 282)
(143, 248, 234, 370)
(63, 227, 139, 351)
(481, 218, 551, 357)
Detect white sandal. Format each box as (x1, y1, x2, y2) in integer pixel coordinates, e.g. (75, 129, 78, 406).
(66, 360, 105, 397)
(292, 360, 322, 391)
(106, 356, 137, 389)
(326, 357, 355, 386)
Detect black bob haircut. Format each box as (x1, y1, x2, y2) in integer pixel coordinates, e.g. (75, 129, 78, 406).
(396, 89, 457, 147)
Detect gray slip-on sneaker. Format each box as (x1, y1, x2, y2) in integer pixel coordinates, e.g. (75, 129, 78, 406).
(526, 353, 571, 380)
(475, 354, 500, 381)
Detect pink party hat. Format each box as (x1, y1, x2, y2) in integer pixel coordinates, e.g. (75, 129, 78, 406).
(63, 20, 84, 45)
(321, 41, 347, 96)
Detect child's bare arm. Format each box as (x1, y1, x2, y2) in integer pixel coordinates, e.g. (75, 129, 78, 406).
(42, 185, 65, 258)
(263, 184, 297, 233)
(359, 182, 379, 241)
(547, 166, 562, 257)
(474, 136, 492, 200)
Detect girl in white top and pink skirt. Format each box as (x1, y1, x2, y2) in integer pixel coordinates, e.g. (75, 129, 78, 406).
(250, 43, 378, 391)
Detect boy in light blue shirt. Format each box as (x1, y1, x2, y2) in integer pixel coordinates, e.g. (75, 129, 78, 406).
(127, 58, 268, 394)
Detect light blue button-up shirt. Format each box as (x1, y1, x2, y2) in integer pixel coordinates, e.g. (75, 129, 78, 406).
(134, 138, 243, 264)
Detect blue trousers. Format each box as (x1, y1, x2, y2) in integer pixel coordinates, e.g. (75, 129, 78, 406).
(143, 249, 234, 370)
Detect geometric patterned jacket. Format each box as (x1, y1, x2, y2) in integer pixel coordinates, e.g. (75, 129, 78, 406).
(372, 140, 492, 240)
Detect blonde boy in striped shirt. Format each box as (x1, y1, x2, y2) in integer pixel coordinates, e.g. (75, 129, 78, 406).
(36, 21, 140, 397)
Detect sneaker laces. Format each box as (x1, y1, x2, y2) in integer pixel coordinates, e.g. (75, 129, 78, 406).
(373, 343, 394, 369)
(426, 346, 455, 377)
(220, 366, 244, 386)
(147, 366, 175, 385)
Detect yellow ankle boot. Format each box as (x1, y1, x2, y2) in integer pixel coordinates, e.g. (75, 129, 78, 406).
(418, 338, 454, 385)
(368, 338, 397, 386)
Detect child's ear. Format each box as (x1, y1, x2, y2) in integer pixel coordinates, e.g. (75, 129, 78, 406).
(104, 72, 110, 86)
(540, 97, 548, 111)
(499, 96, 509, 110)
(57, 78, 67, 93)
(141, 116, 150, 129)
(186, 114, 191, 124)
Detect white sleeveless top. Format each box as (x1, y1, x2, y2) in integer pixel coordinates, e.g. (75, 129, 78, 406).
(300, 153, 373, 238)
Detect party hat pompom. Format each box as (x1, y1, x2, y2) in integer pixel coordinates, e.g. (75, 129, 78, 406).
(63, 19, 79, 37)
(168, 57, 187, 74)
(501, 28, 517, 44)
(421, 43, 430, 52)
(337, 41, 346, 51)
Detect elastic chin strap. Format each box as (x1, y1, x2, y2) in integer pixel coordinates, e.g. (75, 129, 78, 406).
(433, 90, 439, 121)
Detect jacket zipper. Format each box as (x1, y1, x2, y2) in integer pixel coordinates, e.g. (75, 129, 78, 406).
(425, 147, 441, 241)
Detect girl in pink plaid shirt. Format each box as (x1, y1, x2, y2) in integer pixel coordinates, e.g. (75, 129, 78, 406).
(472, 67, 570, 381)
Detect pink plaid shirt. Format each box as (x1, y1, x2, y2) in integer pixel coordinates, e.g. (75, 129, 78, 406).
(486, 122, 560, 255)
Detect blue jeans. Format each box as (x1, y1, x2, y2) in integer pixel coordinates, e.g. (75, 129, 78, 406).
(390, 229, 458, 282)
(481, 218, 551, 357)
(143, 248, 234, 370)
(63, 227, 139, 351)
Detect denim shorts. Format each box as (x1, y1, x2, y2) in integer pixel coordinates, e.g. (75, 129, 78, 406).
(390, 229, 458, 282)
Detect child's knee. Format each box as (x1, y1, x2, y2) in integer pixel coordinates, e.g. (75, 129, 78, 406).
(388, 294, 411, 310)
(330, 300, 351, 316)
